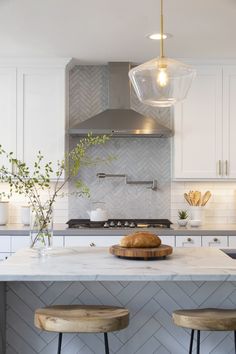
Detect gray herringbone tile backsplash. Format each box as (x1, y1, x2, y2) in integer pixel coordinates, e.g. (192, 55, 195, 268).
(69, 65, 171, 220)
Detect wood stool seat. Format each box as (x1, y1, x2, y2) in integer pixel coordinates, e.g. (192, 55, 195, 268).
(35, 305, 129, 333)
(173, 308, 236, 331)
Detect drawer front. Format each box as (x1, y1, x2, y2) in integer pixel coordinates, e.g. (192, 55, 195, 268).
(0, 252, 11, 261)
(53, 236, 64, 247)
(159, 236, 175, 247)
(65, 236, 121, 248)
(228, 236, 236, 247)
(11, 235, 64, 252)
(202, 236, 228, 248)
(0, 236, 11, 252)
(11, 236, 29, 252)
(176, 236, 201, 247)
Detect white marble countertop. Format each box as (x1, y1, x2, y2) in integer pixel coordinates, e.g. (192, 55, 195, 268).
(1, 223, 236, 236)
(0, 247, 236, 281)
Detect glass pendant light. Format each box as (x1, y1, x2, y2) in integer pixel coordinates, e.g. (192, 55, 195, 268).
(129, 0, 196, 107)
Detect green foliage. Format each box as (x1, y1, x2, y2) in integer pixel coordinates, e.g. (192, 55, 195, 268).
(0, 133, 110, 246)
(178, 209, 188, 220)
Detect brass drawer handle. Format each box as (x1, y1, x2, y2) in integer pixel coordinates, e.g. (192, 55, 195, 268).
(225, 160, 228, 176)
(89, 242, 96, 247)
(218, 160, 222, 176)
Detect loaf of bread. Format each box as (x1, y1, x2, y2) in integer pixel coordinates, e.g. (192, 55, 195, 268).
(119, 231, 161, 248)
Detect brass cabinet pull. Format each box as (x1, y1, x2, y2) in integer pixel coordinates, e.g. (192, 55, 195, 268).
(225, 160, 228, 176)
(218, 160, 222, 176)
(90, 242, 96, 247)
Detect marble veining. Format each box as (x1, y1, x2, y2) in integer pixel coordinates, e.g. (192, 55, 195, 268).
(0, 247, 236, 281)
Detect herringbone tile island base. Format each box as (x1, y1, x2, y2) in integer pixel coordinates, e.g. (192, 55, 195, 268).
(6, 281, 236, 353)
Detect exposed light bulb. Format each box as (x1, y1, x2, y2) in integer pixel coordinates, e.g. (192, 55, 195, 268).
(157, 67, 169, 87)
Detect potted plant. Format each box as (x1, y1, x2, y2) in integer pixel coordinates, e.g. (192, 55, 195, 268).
(0, 133, 110, 255)
(177, 210, 188, 227)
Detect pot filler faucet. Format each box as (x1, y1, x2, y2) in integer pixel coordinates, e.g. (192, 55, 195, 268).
(96, 173, 158, 191)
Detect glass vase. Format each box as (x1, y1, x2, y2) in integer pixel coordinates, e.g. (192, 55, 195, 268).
(30, 209, 53, 256)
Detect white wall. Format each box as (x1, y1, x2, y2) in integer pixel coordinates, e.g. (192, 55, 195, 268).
(0, 183, 68, 224)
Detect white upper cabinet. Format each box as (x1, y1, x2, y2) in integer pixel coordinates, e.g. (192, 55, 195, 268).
(223, 66, 236, 178)
(173, 66, 223, 179)
(0, 68, 17, 169)
(174, 64, 236, 180)
(0, 58, 71, 180)
(17, 67, 66, 177)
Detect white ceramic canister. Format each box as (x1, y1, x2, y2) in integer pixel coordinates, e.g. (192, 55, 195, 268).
(189, 206, 205, 226)
(21, 206, 30, 225)
(0, 201, 9, 225)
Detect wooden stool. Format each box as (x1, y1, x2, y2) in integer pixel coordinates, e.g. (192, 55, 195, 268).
(172, 308, 236, 354)
(35, 305, 129, 354)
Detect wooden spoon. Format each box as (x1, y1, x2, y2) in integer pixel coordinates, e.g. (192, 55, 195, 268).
(189, 191, 195, 206)
(184, 193, 192, 205)
(201, 191, 212, 206)
(194, 191, 201, 206)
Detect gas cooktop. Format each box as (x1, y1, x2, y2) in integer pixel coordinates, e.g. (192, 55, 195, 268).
(67, 219, 172, 229)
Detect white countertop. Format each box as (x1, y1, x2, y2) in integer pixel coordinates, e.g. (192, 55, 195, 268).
(0, 247, 236, 281)
(1, 223, 236, 236)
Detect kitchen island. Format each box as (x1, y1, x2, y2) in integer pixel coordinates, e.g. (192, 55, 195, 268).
(0, 247, 236, 353)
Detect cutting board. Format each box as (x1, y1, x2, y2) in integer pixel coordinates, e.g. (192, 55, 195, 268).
(109, 244, 173, 260)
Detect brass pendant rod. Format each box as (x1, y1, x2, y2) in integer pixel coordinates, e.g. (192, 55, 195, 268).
(160, 0, 164, 58)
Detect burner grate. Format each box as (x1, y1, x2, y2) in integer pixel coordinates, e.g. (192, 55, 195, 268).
(67, 219, 172, 229)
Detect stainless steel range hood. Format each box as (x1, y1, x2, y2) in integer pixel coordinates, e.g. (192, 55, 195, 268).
(68, 62, 172, 138)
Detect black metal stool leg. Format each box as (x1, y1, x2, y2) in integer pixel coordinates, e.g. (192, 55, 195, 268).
(189, 329, 194, 354)
(104, 332, 109, 354)
(234, 331, 236, 354)
(57, 332, 63, 354)
(197, 330, 200, 354)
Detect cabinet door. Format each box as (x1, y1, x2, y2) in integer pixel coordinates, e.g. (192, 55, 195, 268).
(0, 68, 17, 168)
(173, 66, 222, 179)
(202, 236, 228, 248)
(11, 236, 29, 252)
(228, 237, 236, 248)
(223, 66, 236, 178)
(17, 68, 65, 178)
(65, 236, 121, 247)
(0, 236, 11, 252)
(159, 236, 175, 247)
(176, 236, 201, 247)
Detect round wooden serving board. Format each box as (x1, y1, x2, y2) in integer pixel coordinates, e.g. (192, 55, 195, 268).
(109, 244, 173, 260)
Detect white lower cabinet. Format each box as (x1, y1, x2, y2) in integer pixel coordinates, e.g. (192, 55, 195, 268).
(53, 236, 64, 247)
(228, 237, 236, 247)
(65, 236, 121, 248)
(11, 236, 30, 252)
(176, 236, 202, 247)
(159, 236, 175, 247)
(0, 236, 11, 253)
(202, 236, 228, 248)
(0, 253, 10, 261)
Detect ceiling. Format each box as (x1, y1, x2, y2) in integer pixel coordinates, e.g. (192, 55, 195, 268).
(0, 0, 235, 63)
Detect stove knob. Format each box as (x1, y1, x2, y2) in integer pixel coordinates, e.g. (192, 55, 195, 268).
(117, 221, 122, 227)
(103, 222, 109, 228)
(124, 221, 130, 227)
(109, 221, 115, 227)
(129, 222, 136, 228)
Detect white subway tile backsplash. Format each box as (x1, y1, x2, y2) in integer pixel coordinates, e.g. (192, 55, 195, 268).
(171, 181, 236, 224)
